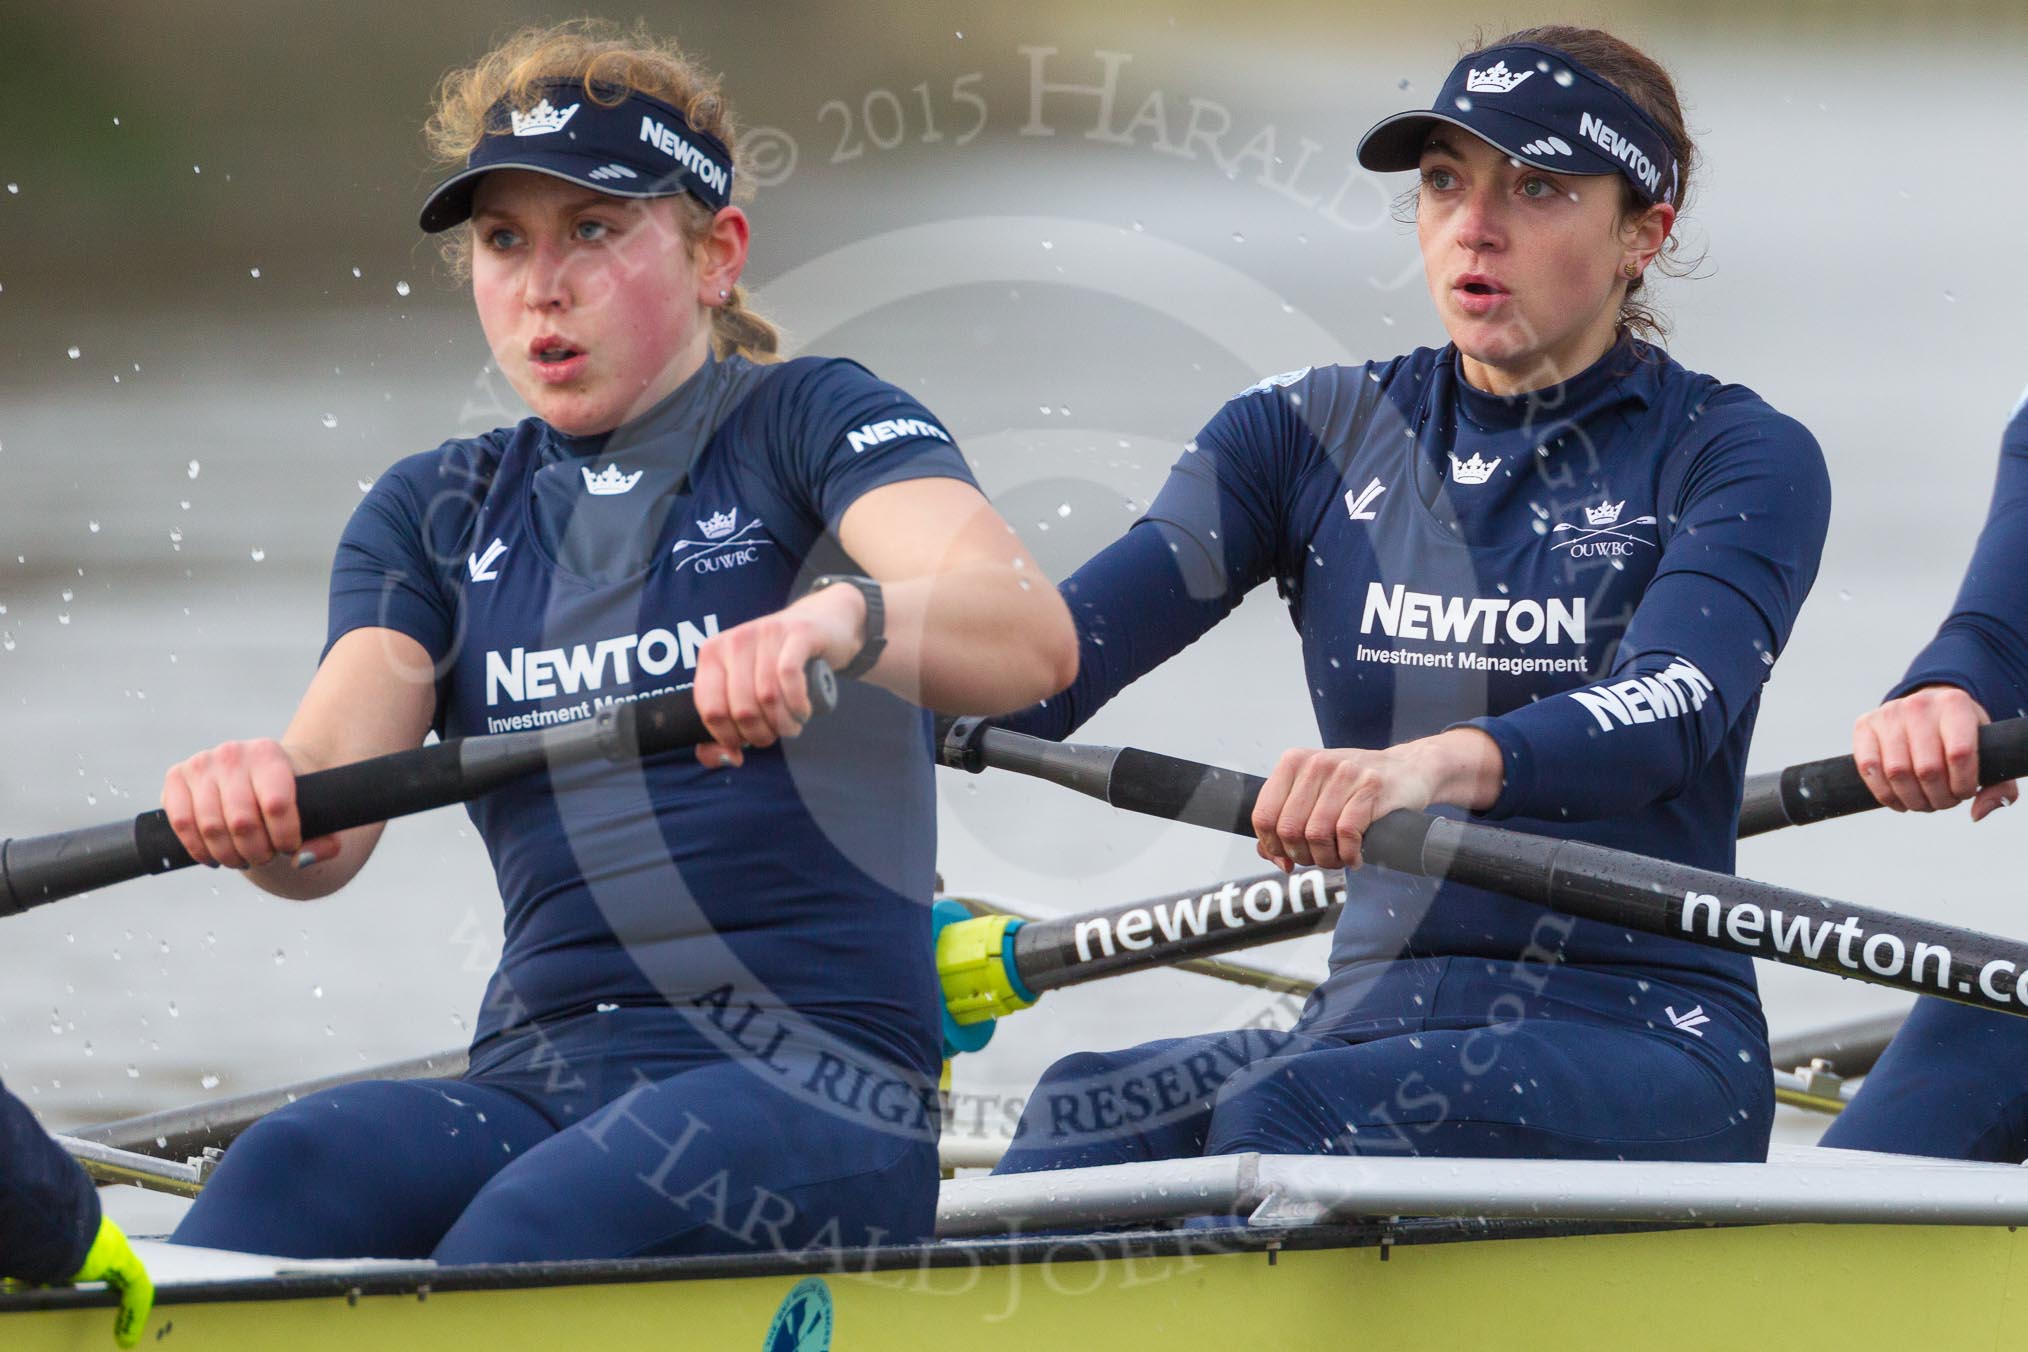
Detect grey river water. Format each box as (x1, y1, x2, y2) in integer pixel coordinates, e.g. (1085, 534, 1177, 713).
(4, 6, 2027, 1184)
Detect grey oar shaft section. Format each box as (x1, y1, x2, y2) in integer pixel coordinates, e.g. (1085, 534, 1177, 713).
(944, 722, 2028, 1020)
(1738, 714, 2028, 838)
(0, 662, 837, 915)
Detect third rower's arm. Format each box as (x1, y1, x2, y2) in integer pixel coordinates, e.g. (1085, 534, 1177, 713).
(1856, 401, 2028, 816)
(160, 627, 437, 900)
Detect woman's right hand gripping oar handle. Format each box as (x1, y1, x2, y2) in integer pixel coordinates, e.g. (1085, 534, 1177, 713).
(1741, 704, 2028, 837)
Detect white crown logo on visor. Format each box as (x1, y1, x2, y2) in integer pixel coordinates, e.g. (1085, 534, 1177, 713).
(1449, 453, 1502, 485)
(510, 98, 580, 137)
(1465, 61, 1533, 95)
(1586, 500, 1625, 527)
(697, 508, 738, 540)
(582, 464, 644, 496)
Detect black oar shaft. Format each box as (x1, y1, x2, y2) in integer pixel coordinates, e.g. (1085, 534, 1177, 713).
(1738, 715, 2028, 838)
(946, 723, 2028, 1021)
(0, 662, 837, 916)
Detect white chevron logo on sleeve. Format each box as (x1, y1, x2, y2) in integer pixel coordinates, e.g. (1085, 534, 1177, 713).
(467, 537, 508, 583)
(1665, 1004, 1710, 1037)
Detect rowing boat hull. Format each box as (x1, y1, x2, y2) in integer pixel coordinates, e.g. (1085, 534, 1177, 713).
(7, 1217, 2025, 1350)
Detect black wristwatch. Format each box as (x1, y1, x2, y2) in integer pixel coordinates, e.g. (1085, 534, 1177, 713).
(805, 574, 886, 679)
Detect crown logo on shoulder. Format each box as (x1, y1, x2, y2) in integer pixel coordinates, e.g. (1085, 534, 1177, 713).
(698, 507, 738, 540)
(1448, 452, 1502, 486)
(582, 463, 643, 496)
(1465, 61, 1533, 95)
(1585, 499, 1625, 527)
(510, 98, 580, 137)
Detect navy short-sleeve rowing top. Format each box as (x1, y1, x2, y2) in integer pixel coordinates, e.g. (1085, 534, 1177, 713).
(1009, 338, 1830, 1005)
(325, 354, 975, 1076)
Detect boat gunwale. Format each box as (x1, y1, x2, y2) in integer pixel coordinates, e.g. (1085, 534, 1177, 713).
(0, 1215, 1695, 1316)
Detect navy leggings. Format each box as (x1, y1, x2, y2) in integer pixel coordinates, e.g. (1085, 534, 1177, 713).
(996, 959, 1771, 1173)
(1820, 996, 2028, 1162)
(172, 1015, 939, 1262)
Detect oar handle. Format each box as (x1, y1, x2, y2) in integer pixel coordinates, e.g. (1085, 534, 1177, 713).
(0, 661, 837, 916)
(1739, 714, 2028, 838)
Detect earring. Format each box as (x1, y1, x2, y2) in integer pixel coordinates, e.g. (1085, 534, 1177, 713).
(719, 289, 730, 300)
(1622, 261, 1641, 280)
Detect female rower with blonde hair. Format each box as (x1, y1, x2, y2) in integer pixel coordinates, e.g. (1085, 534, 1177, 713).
(992, 25, 1830, 1173)
(162, 20, 1076, 1261)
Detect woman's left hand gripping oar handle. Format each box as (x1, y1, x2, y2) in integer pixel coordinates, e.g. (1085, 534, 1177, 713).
(0, 660, 838, 917)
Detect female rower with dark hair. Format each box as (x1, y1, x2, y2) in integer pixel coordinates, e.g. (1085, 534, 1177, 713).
(992, 25, 1830, 1172)
(156, 20, 1076, 1261)
(1818, 388, 2028, 1161)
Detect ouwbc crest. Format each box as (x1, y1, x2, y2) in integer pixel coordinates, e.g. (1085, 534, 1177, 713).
(510, 98, 579, 137)
(583, 464, 644, 496)
(1449, 452, 1502, 485)
(1465, 61, 1533, 94)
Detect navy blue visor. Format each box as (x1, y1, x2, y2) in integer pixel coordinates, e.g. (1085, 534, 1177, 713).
(420, 79, 734, 233)
(1357, 43, 1679, 206)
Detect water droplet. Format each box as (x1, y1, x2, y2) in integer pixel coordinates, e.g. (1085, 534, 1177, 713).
(321, 413, 338, 429)
(311, 985, 323, 999)
(60, 588, 72, 603)
(249, 547, 265, 562)
(167, 1001, 178, 1018)
(273, 948, 286, 965)
(5, 183, 17, 195)
(1056, 503, 1072, 518)
(1040, 240, 1053, 251)
(596, 1001, 619, 1013)
(248, 267, 261, 279)
(351, 266, 363, 279)
(1231, 231, 1245, 245)
(201, 1073, 220, 1089)
(1, 633, 12, 651)
(57, 614, 70, 626)
(395, 280, 411, 297)
(187, 460, 201, 479)
(356, 478, 376, 493)
(1452, 95, 1474, 111)
(1130, 220, 1144, 232)
(66, 345, 81, 360)
(127, 1064, 140, 1078)
(1553, 69, 1574, 87)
